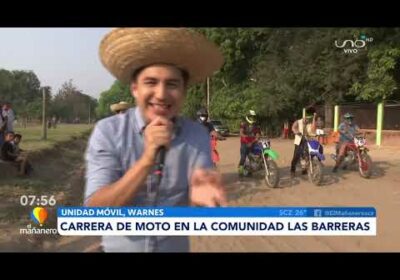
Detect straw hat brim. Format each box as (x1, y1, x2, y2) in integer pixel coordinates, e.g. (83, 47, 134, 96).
(99, 28, 224, 85)
(110, 103, 130, 112)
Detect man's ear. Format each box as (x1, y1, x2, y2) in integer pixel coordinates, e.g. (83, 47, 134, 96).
(131, 82, 138, 99)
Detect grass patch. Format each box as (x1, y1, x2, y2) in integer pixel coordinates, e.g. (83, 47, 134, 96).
(13, 124, 93, 152)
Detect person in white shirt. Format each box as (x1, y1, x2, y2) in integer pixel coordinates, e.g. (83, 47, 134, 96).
(2, 102, 15, 132)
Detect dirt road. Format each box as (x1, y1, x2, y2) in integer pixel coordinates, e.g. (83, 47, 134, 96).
(191, 137, 400, 252)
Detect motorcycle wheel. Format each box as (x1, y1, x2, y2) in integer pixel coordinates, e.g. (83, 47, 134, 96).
(264, 159, 280, 188)
(308, 157, 323, 186)
(242, 160, 251, 177)
(359, 153, 372, 178)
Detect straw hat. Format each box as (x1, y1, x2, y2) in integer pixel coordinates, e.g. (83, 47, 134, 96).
(99, 28, 224, 85)
(110, 101, 130, 113)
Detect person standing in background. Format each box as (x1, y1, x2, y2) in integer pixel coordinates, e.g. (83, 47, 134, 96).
(2, 102, 15, 132)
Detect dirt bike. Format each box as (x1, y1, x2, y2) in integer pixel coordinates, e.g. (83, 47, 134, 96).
(242, 138, 280, 188)
(341, 135, 372, 178)
(300, 135, 325, 186)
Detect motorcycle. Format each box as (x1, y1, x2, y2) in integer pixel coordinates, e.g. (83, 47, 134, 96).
(300, 135, 325, 186)
(242, 138, 280, 188)
(341, 135, 372, 178)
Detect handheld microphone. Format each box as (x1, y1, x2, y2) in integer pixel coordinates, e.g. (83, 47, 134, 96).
(149, 117, 179, 188)
(153, 146, 166, 186)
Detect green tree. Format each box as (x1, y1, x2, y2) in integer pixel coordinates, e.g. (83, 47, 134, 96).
(52, 80, 96, 123)
(350, 47, 400, 101)
(0, 69, 43, 121)
(96, 80, 133, 118)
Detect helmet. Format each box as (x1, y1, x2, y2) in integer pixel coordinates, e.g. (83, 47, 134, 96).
(245, 110, 257, 124)
(344, 112, 354, 124)
(344, 112, 354, 119)
(305, 106, 316, 119)
(197, 108, 208, 123)
(302, 106, 316, 123)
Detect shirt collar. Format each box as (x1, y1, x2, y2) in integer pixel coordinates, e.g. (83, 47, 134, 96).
(134, 107, 146, 133)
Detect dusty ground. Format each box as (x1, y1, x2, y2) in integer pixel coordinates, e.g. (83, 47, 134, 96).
(0, 135, 100, 252)
(191, 137, 400, 252)
(1, 136, 399, 252)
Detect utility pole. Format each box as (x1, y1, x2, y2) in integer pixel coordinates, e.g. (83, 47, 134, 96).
(41, 88, 47, 140)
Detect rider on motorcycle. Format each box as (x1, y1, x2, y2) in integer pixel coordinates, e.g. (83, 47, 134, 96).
(197, 108, 215, 134)
(290, 107, 319, 178)
(197, 108, 219, 166)
(332, 112, 360, 173)
(238, 110, 261, 176)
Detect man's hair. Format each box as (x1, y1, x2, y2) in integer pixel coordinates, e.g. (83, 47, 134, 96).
(130, 64, 190, 86)
(5, 131, 15, 136)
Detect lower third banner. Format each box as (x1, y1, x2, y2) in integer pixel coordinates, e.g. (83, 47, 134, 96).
(57, 207, 376, 236)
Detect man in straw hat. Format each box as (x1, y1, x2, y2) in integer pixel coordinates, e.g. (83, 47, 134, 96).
(84, 28, 226, 252)
(110, 101, 130, 114)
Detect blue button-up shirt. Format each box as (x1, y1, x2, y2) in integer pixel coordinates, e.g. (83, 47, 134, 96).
(84, 107, 213, 252)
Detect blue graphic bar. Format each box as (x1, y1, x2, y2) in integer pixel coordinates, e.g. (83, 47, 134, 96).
(57, 207, 376, 218)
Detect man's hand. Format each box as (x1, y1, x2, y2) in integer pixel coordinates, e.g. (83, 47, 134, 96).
(190, 168, 227, 207)
(142, 117, 173, 164)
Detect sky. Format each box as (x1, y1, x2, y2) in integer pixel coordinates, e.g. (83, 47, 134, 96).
(0, 28, 115, 99)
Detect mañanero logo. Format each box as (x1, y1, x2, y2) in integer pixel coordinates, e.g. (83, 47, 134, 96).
(335, 34, 373, 54)
(20, 207, 58, 235)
